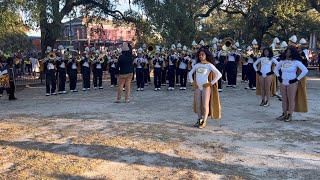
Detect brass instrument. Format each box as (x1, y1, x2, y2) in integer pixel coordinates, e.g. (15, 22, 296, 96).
(48, 52, 57, 60)
(147, 44, 156, 58)
(67, 53, 73, 59)
(98, 54, 105, 64)
(76, 55, 82, 62)
(221, 37, 234, 51)
(89, 53, 96, 62)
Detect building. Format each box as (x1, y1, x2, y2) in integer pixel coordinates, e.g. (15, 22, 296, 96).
(56, 17, 137, 52)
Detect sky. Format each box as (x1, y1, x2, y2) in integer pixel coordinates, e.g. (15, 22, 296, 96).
(26, 0, 139, 37)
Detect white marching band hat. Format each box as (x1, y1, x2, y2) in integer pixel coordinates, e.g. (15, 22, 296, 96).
(234, 41, 240, 48)
(252, 39, 258, 45)
(280, 41, 288, 50)
(46, 46, 52, 52)
(273, 37, 280, 44)
(191, 40, 197, 46)
(212, 37, 219, 44)
(199, 40, 205, 46)
(299, 38, 307, 44)
(58, 45, 64, 50)
(176, 43, 182, 49)
(171, 44, 176, 50)
(289, 35, 297, 43)
(182, 45, 187, 51)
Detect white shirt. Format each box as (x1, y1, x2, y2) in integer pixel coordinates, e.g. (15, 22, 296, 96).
(153, 58, 162, 68)
(134, 57, 146, 68)
(47, 63, 54, 70)
(96, 64, 102, 69)
(72, 63, 77, 69)
(179, 57, 188, 69)
(274, 60, 308, 86)
(83, 61, 89, 67)
(253, 57, 278, 77)
(188, 62, 222, 90)
(247, 57, 254, 64)
(59, 62, 65, 68)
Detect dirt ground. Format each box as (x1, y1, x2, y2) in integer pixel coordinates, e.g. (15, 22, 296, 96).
(0, 74, 320, 179)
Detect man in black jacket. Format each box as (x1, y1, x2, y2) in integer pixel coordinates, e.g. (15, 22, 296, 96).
(115, 42, 133, 103)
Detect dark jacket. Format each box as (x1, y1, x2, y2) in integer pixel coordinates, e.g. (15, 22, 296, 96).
(117, 51, 133, 75)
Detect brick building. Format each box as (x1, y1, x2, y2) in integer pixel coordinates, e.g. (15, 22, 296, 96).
(56, 17, 137, 52)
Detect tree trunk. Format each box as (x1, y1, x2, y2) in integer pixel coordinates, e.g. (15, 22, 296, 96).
(40, 21, 62, 57)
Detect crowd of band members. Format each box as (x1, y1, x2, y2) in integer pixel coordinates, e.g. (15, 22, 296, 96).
(0, 34, 314, 100)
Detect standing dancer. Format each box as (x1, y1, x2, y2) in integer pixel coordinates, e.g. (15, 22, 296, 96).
(253, 48, 279, 106)
(188, 47, 222, 129)
(274, 47, 308, 122)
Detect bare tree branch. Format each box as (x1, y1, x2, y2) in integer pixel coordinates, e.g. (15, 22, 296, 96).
(194, 0, 223, 19)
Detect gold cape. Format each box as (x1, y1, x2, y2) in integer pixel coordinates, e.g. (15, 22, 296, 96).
(294, 69, 308, 112)
(193, 64, 221, 119)
(256, 63, 277, 96)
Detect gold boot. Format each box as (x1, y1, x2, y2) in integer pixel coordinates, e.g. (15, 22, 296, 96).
(198, 119, 207, 129)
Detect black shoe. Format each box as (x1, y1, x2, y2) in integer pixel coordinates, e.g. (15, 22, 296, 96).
(259, 100, 265, 106)
(276, 113, 287, 121)
(194, 119, 201, 127)
(284, 114, 292, 122)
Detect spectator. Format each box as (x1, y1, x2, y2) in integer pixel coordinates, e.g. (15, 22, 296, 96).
(318, 52, 320, 71)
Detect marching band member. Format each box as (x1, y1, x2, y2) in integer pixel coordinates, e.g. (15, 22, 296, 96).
(215, 43, 225, 92)
(81, 48, 91, 91)
(167, 50, 178, 90)
(56, 49, 67, 94)
(226, 44, 240, 88)
(67, 53, 78, 92)
(44, 47, 57, 96)
(134, 51, 146, 91)
(92, 50, 103, 90)
(245, 42, 258, 90)
(178, 51, 188, 90)
(108, 53, 118, 88)
(161, 51, 167, 86)
(188, 46, 222, 129)
(274, 46, 308, 122)
(298, 38, 309, 67)
(144, 54, 151, 86)
(168, 51, 178, 91)
(253, 48, 279, 106)
(153, 52, 163, 91)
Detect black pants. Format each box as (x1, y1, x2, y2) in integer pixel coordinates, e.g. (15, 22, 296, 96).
(110, 68, 118, 86)
(216, 62, 224, 89)
(132, 67, 135, 81)
(9, 81, 15, 99)
(154, 67, 161, 88)
(247, 63, 256, 88)
(176, 68, 180, 84)
(93, 68, 103, 87)
(46, 70, 56, 93)
(179, 69, 187, 87)
(136, 68, 144, 88)
(226, 61, 237, 86)
(242, 64, 248, 81)
(222, 65, 227, 81)
(69, 69, 77, 91)
(82, 67, 90, 88)
(161, 67, 167, 85)
(168, 66, 175, 87)
(58, 68, 66, 92)
(0, 87, 9, 95)
(144, 68, 151, 84)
